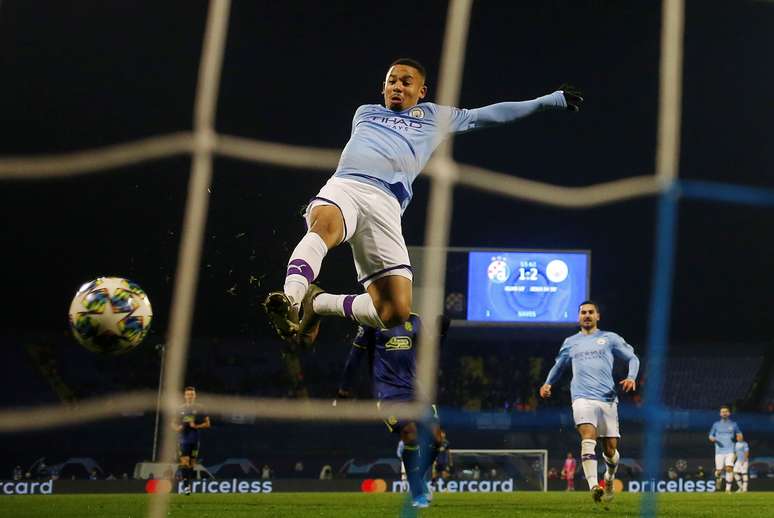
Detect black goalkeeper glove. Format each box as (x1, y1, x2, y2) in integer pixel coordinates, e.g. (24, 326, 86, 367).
(558, 84, 583, 112)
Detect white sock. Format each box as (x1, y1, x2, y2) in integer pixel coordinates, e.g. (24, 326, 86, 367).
(603, 449, 620, 480)
(742, 474, 748, 491)
(284, 232, 328, 305)
(734, 472, 741, 487)
(725, 471, 733, 490)
(581, 439, 598, 489)
(313, 292, 384, 329)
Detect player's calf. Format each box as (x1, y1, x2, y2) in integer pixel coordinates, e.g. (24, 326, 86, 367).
(580, 439, 599, 490)
(601, 448, 619, 502)
(724, 466, 734, 492)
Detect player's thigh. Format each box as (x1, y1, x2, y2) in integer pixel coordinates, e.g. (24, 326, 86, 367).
(714, 454, 726, 471)
(596, 401, 620, 439)
(724, 453, 735, 469)
(348, 186, 412, 287)
(572, 399, 599, 434)
(306, 178, 360, 245)
(308, 205, 346, 248)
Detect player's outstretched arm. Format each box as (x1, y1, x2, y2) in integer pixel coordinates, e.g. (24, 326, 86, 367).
(468, 86, 583, 130)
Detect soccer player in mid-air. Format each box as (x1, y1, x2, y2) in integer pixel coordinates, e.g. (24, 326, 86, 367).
(733, 432, 750, 492)
(540, 301, 639, 504)
(709, 404, 742, 493)
(337, 313, 450, 509)
(172, 386, 210, 495)
(264, 58, 582, 344)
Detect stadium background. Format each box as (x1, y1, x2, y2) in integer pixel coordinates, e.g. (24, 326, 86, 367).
(0, 0, 773, 496)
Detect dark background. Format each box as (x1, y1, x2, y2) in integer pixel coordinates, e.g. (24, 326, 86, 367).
(0, 0, 772, 479)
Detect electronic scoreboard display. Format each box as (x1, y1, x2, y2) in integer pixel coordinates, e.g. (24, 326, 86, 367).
(465, 250, 590, 324)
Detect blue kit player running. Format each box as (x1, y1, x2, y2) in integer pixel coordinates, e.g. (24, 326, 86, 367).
(540, 301, 639, 504)
(337, 313, 450, 509)
(709, 404, 742, 493)
(172, 386, 210, 495)
(733, 433, 750, 492)
(264, 57, 583, 345)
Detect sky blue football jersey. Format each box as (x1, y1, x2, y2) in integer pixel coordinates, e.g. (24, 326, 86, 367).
(545, 329, 640, 402)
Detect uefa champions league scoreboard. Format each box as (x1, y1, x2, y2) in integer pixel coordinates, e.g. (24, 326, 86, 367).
(465, 250, 590, 325)
(409, 247, 590, 326)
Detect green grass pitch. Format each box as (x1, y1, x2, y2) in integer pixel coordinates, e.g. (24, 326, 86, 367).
(2, 492, 774, 517)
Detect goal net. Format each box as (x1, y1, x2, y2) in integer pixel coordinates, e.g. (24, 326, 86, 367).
(445, 449, 548, 493)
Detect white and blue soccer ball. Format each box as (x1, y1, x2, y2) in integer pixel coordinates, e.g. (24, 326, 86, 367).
(68, 277, 153, 354)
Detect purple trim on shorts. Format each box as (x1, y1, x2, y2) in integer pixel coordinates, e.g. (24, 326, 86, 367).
(286, 259, 315, 284)
(309, 196, 347, 242)
(358, 264, 413, 285)
(342, 295, 356, 320)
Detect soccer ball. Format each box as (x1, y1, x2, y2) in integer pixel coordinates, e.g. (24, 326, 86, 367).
(68, 277, 153, 354)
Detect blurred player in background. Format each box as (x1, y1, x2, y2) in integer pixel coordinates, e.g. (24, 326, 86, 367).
(432, 429, 452, 482)
(562, 452, 577, 491)
(172, 386, 210, 495)
(337, 313, 450, 509)
(264, 57, 582, 345)
(540, 301, 639, 504)
(733, 433, 750, 492)
(709, 405, 742, 493)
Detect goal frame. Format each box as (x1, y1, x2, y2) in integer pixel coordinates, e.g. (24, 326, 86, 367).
(450, 449, 549, 492)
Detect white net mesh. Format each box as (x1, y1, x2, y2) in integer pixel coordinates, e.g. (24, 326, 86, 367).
(0, 0, 688, 516)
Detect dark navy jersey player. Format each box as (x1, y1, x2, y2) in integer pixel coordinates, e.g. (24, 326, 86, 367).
(337, 313, 450, 508)
(340, 313, 421, 403)
(172, 386, 210, 495)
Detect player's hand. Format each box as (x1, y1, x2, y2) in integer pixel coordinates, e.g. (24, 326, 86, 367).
(558, 84, 583, 112)
(709, 437, 716, 443)
(539, 384, 552, 399)
(620, 378, 636, 392)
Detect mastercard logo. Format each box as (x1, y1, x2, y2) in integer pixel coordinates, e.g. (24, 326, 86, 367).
(145, 479, 173, 493)
(598, 479, 624, 493)
(360, 479, 387, 493)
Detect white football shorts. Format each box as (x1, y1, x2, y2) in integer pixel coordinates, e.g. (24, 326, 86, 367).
(306, 177, 412, 288)
(715, 452, 735, 470)
(733, 460, 748, 473)
(572, 398, 620, 438)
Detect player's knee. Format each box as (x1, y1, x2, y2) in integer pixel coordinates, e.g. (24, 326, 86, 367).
(308, 208, 344, 247)
(377, 301, 410, 328)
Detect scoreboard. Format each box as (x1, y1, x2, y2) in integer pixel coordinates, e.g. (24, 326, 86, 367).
(465, 250, 590, 324)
